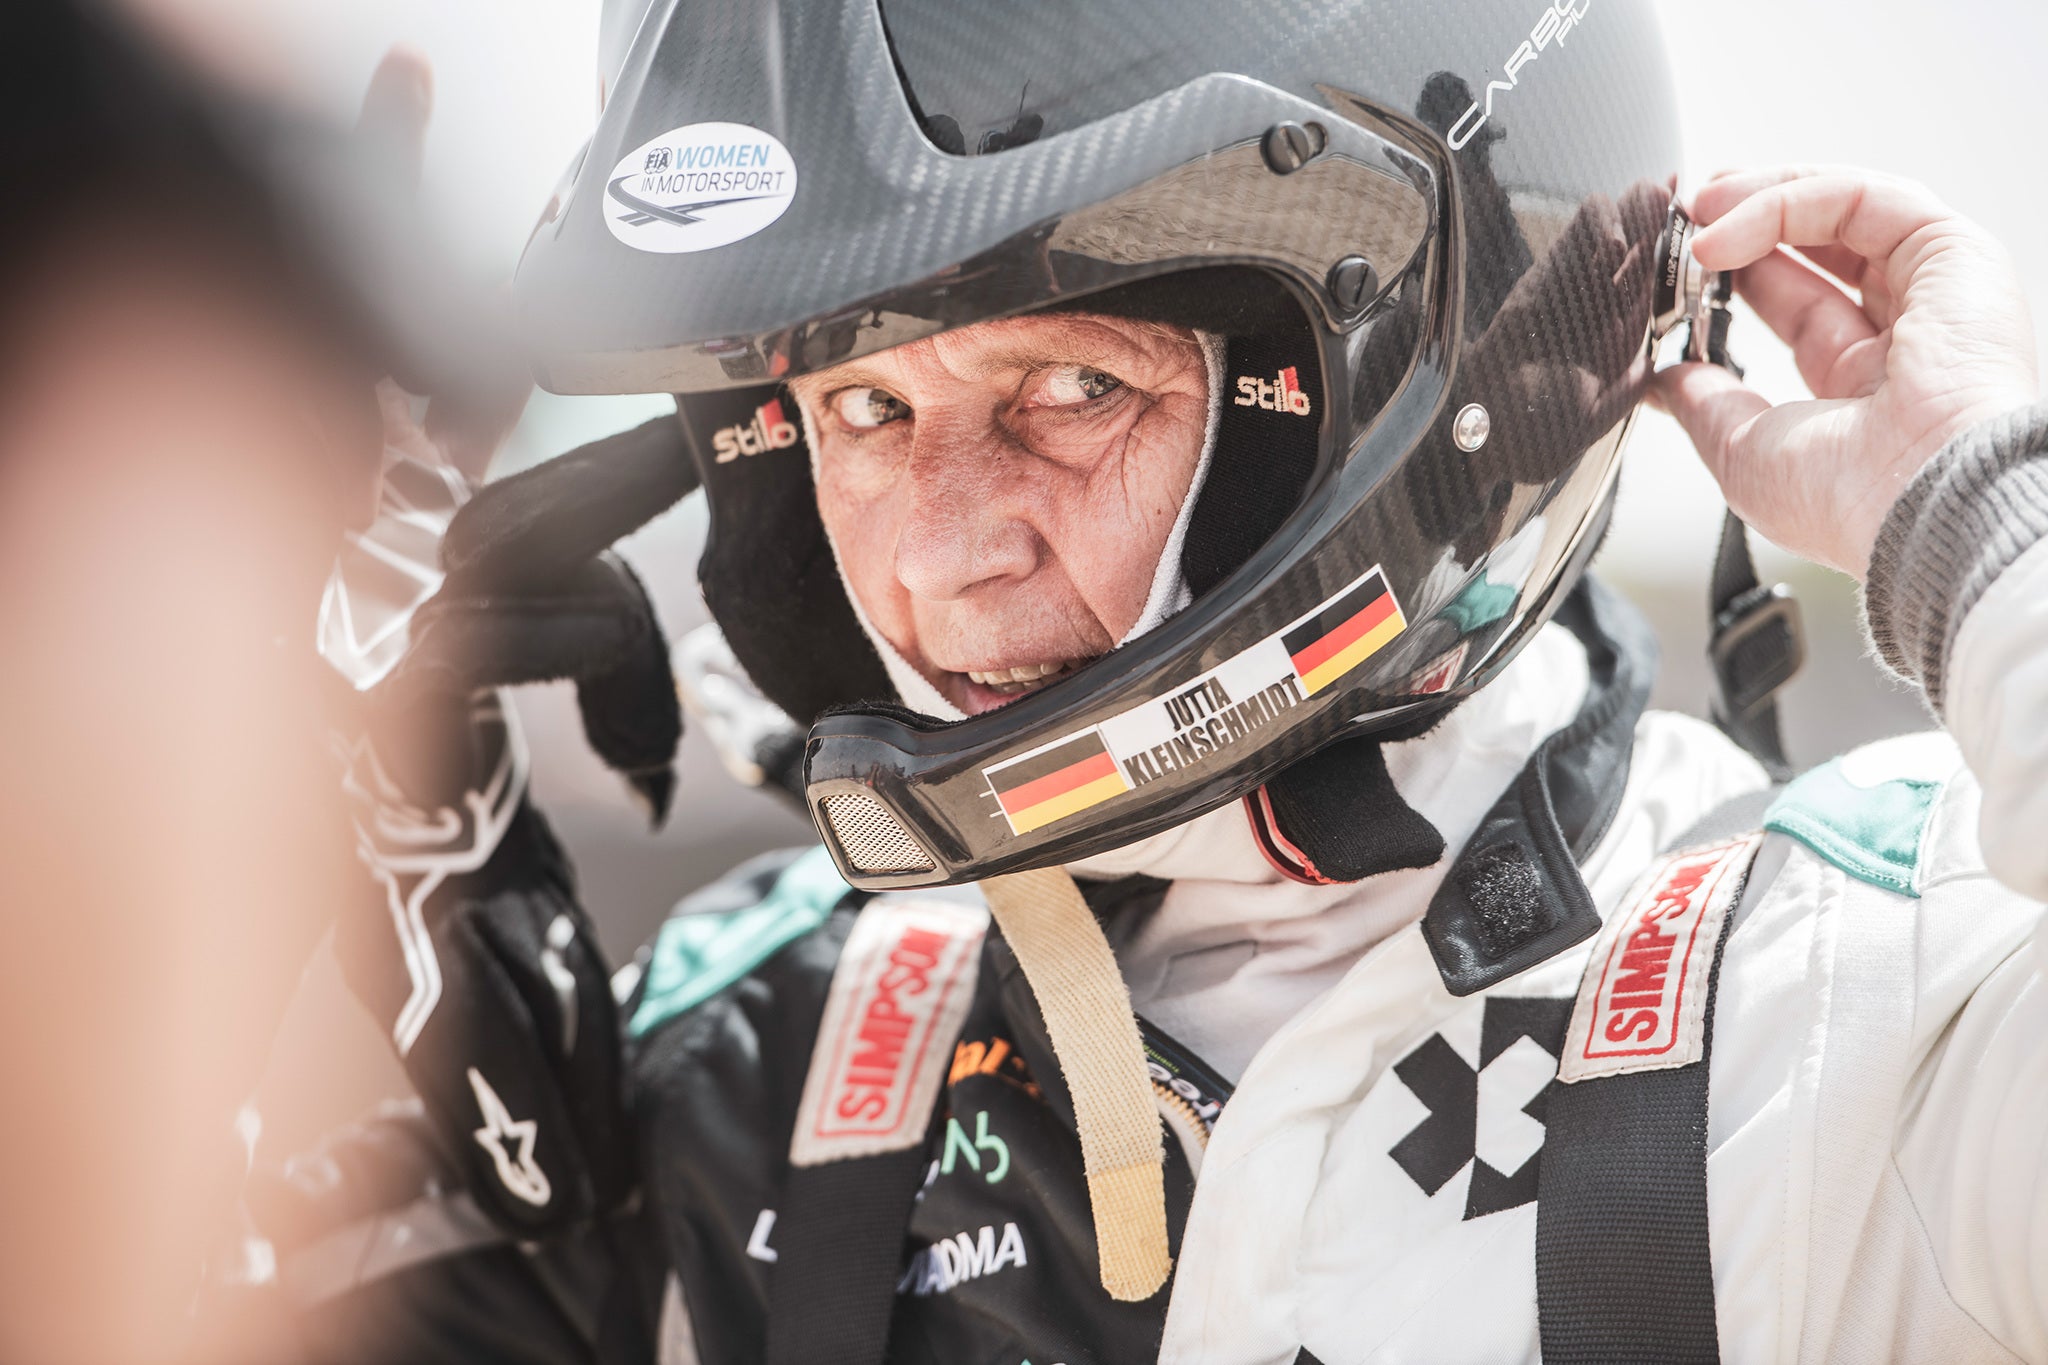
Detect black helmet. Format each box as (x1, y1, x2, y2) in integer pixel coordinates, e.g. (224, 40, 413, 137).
(513, 0, 1684, 891)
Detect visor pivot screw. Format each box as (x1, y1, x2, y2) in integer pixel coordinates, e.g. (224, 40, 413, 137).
(1262, 121, 1323, 174)
(1453, 403, 1491, 453)
(1327, 254, 1379, 312)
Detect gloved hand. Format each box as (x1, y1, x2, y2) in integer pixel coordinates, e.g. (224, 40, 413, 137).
(322, 407, 685, 1233)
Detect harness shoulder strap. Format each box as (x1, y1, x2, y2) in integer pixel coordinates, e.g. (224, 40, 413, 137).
(1535, 823, 1772, 1363)
(763, 895, 988, 1365)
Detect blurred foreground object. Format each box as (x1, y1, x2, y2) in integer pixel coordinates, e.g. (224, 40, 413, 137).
(0, 4, 518, 1360)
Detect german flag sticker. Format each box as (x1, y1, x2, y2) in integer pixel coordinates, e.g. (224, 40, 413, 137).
(984, 729, 1131, 836)
(1282, 567, 1407, 695)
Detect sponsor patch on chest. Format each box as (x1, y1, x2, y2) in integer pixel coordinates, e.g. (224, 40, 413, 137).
(1559, 833, 1761, 1082)
(790, 897, 989, 1165)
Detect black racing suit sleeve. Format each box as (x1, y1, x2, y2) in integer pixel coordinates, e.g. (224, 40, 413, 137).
(233, 844, 833, 1365)
(229, 781, 662, 1363)
(236, 1103, 660, 1365)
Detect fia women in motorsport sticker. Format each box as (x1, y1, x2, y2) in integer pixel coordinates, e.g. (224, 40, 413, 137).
(603, 121, 798, 254)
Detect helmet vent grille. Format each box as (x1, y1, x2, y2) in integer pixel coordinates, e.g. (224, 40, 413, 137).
(822, 791, 934, 876)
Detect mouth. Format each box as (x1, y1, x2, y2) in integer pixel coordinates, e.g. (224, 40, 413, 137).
(951, 656, 1098, 712)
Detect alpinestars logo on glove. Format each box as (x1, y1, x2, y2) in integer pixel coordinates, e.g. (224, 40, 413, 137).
(467, 1067, 551, 1207)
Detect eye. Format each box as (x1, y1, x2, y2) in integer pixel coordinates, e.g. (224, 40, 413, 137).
(830, 386, 913, 429)
(1036, 365, 1124, 406)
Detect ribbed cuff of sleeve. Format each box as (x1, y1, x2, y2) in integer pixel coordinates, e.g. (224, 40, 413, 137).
(1863, 402, 2048, 714)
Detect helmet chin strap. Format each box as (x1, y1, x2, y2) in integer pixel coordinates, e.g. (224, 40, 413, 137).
(811, 332, 1226, 723)
(978, 865, 1173, 1301)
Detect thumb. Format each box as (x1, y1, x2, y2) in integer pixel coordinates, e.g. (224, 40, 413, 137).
(1650, 360, 1772, 491)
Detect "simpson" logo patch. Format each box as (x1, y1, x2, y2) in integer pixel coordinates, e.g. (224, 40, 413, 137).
(1558, 833, 1762, 1083)
(790, 897, 988, 1165)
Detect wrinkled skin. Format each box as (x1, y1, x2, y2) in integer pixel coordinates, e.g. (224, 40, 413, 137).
(794, 313, 1209, 715)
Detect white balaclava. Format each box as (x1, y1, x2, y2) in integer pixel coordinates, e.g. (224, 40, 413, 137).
(810, 330, 1228, 723)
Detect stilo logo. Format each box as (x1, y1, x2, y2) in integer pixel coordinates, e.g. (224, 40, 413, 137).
(713, 398, 799, 462)
(1448, 0, 1595, 151)
(1233, 366, 1313, 416)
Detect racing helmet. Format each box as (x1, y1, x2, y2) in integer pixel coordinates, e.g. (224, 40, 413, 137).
(513, 0, 1685, 892)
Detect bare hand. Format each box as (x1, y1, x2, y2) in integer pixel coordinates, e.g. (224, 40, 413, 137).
(1653, 166, 2038, 578)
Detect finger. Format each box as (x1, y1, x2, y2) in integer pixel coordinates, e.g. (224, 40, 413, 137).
(1652, 368, 1872, 573)
(1650, 361, 1772, 490)
(1827, 329, 1894, 401)
(356, 46, 433, 189)
(1689, 164, 1912, 227)
(1786, 241, 1869, 290)
(1691, 166, 1823, 225)
(1691, 174, 1949, 273)
(1732, 249, 1880, 399)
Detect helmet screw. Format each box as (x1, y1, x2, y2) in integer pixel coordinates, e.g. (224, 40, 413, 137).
(1453, 403, 1491, 452)
(1326, 255, 1379, 312)
(1261, 121, 1323, 174)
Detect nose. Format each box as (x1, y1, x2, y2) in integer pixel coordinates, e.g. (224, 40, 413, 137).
(891, 413, 1041, 603)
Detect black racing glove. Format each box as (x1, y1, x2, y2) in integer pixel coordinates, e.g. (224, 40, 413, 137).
(320, 430, 686, 1234)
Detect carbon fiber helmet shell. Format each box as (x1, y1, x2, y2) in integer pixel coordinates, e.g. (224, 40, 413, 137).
(515, 0, 1683, 890)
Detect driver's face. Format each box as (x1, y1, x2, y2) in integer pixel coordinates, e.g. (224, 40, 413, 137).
(794, 313, 1209, 716)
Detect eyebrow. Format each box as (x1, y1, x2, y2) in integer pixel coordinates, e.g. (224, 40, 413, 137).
(786, 362, 896, 399)
(791, 320, 1165, 397)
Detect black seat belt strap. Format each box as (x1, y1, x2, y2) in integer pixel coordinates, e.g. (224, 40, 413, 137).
(763, 1150, 933, 1365)
(1535, 830, 1768, 1363)
(762, 896, 990, 1365)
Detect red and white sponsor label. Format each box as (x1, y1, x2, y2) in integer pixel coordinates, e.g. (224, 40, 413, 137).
(790, 897, 988, 1166)
(1559, 833, 1762, 1083)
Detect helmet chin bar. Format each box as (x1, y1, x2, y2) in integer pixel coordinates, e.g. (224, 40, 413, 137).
(805, 428, 1633, 894)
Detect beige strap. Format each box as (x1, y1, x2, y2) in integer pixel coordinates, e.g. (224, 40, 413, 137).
(979, 866, 1170, 1302)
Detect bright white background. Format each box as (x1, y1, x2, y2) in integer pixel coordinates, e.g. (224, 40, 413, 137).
(143, 0, 2048, 1143)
